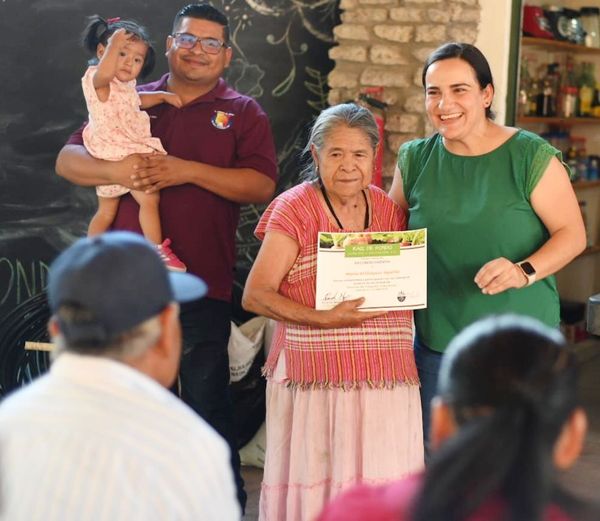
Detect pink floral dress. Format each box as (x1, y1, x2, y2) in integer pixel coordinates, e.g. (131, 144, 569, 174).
(81, 66, 166, 198)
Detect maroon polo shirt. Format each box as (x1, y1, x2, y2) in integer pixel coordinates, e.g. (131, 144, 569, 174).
(67, 75, 277, 302)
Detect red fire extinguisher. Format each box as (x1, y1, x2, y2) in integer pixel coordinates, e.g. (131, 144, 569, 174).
(359, 87, 388, 188)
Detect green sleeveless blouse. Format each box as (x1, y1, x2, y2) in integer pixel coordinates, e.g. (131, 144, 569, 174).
(398, 130, 561, 352)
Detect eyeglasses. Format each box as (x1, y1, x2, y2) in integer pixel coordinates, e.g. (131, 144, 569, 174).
(172, 33, 228, 54)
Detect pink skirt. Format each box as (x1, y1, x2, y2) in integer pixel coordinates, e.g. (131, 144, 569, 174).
(259, 357, 424, 521)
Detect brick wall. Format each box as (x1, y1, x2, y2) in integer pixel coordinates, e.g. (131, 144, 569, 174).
(328, 0, 481, 185)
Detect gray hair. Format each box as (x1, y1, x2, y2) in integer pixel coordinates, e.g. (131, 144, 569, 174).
(51, 304, 163, 362)
(301, 103, 380, 181)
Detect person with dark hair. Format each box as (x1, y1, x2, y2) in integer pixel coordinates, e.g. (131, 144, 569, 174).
(56, 4, 278, 511)
(172, 3, 230, 41)
(388, 42, 586, 445)
(80, 16, 186, 272)
(0, 232, 240, 520)
(243, 103, 423, 521)
(318, 314, 599, 521)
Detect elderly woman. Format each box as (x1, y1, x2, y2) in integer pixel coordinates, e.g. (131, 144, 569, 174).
(389, 43, 587, 443)
(243, 103, 423, 521)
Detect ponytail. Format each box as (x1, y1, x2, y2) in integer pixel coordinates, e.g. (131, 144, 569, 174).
(507, 360, 581, 519)
(80, 15, 156, 78)
(81, 15, 109, 55)
(412, 409, 523, 521)
(411, 315, 581, 521)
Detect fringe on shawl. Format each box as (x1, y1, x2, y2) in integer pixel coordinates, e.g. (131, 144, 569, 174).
(262, 322, 419, 391)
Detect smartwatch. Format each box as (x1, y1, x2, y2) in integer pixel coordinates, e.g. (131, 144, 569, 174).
(516, 261, 536, 287)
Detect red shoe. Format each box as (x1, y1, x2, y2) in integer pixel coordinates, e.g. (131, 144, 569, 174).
(157, 239, 187, 272)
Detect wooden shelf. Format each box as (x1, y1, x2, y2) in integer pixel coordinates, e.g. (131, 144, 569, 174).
(522, 36, 600, 55)
(520, 37, 600, 297)
(573, 180, 600, 190)
(518, 116, 600, 126)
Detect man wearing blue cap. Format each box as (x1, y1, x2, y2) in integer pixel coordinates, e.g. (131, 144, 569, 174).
(0, 232, 240, 520)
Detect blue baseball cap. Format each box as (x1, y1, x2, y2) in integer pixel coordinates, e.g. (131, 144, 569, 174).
(47, 231, 207, 344)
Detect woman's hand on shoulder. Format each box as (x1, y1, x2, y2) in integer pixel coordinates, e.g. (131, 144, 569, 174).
(474, 257, 527, 295)
(319, 298, 387, 328)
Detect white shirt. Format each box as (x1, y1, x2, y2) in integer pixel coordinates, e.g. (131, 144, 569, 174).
(0, 353, 241, 521)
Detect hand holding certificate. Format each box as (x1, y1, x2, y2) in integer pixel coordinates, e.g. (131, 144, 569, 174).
(315, 229, 427, 311)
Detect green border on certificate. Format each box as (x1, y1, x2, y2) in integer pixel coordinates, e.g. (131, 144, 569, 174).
(315, 229, 427, 311)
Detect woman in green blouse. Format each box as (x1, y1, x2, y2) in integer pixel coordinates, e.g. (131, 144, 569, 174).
(389, 42, 587, 446)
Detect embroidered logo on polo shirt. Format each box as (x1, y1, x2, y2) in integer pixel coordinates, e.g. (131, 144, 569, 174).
(211, 111, 235, 129)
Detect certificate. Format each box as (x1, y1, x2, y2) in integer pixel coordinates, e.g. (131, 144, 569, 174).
(315, 229, 427, 311)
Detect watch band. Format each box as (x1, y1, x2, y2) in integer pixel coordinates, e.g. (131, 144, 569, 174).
(516, 261, 536, 287)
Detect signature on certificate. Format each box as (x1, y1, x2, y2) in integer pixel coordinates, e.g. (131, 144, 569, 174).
(322, 291, 351, 303)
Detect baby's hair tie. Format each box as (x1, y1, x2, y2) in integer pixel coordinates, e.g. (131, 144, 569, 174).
(106, 17, 121, 24)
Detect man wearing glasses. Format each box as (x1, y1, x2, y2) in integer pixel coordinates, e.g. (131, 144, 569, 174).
(55, 3, 278, 512)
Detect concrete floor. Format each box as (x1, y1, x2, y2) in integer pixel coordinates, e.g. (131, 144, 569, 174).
(242, 337, 600, 521)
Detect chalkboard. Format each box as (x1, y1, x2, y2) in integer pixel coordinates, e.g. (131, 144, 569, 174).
(0, 0, 338, 394)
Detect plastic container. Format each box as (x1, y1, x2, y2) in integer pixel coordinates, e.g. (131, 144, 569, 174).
(581, 7, 600, 48)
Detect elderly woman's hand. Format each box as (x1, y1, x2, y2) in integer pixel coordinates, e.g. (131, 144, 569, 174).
(320, 298, 387, 328)
(474, 257, 528, 295)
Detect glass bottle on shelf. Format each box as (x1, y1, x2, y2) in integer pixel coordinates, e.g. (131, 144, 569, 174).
(547, 63, 561, 116)
(518, 88, 529, 118)
(537, 64, 558, 117)
(593, 84, 600, 117)
(537, 78, 554, 117)
(560, 57, 579, 118)
(529, 78, 540, 116)
(578, 62, 595, 116)
(518, 59, 530, 117)
(569, 135, 588, 182)
(566, 144, 579, 180)
(560, 86, 577, 118)
(565, 55, 577, 89)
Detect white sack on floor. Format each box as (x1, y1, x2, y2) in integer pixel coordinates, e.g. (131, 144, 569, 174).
(228, 316, 266, 382)
(239, 422, 266, 468)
